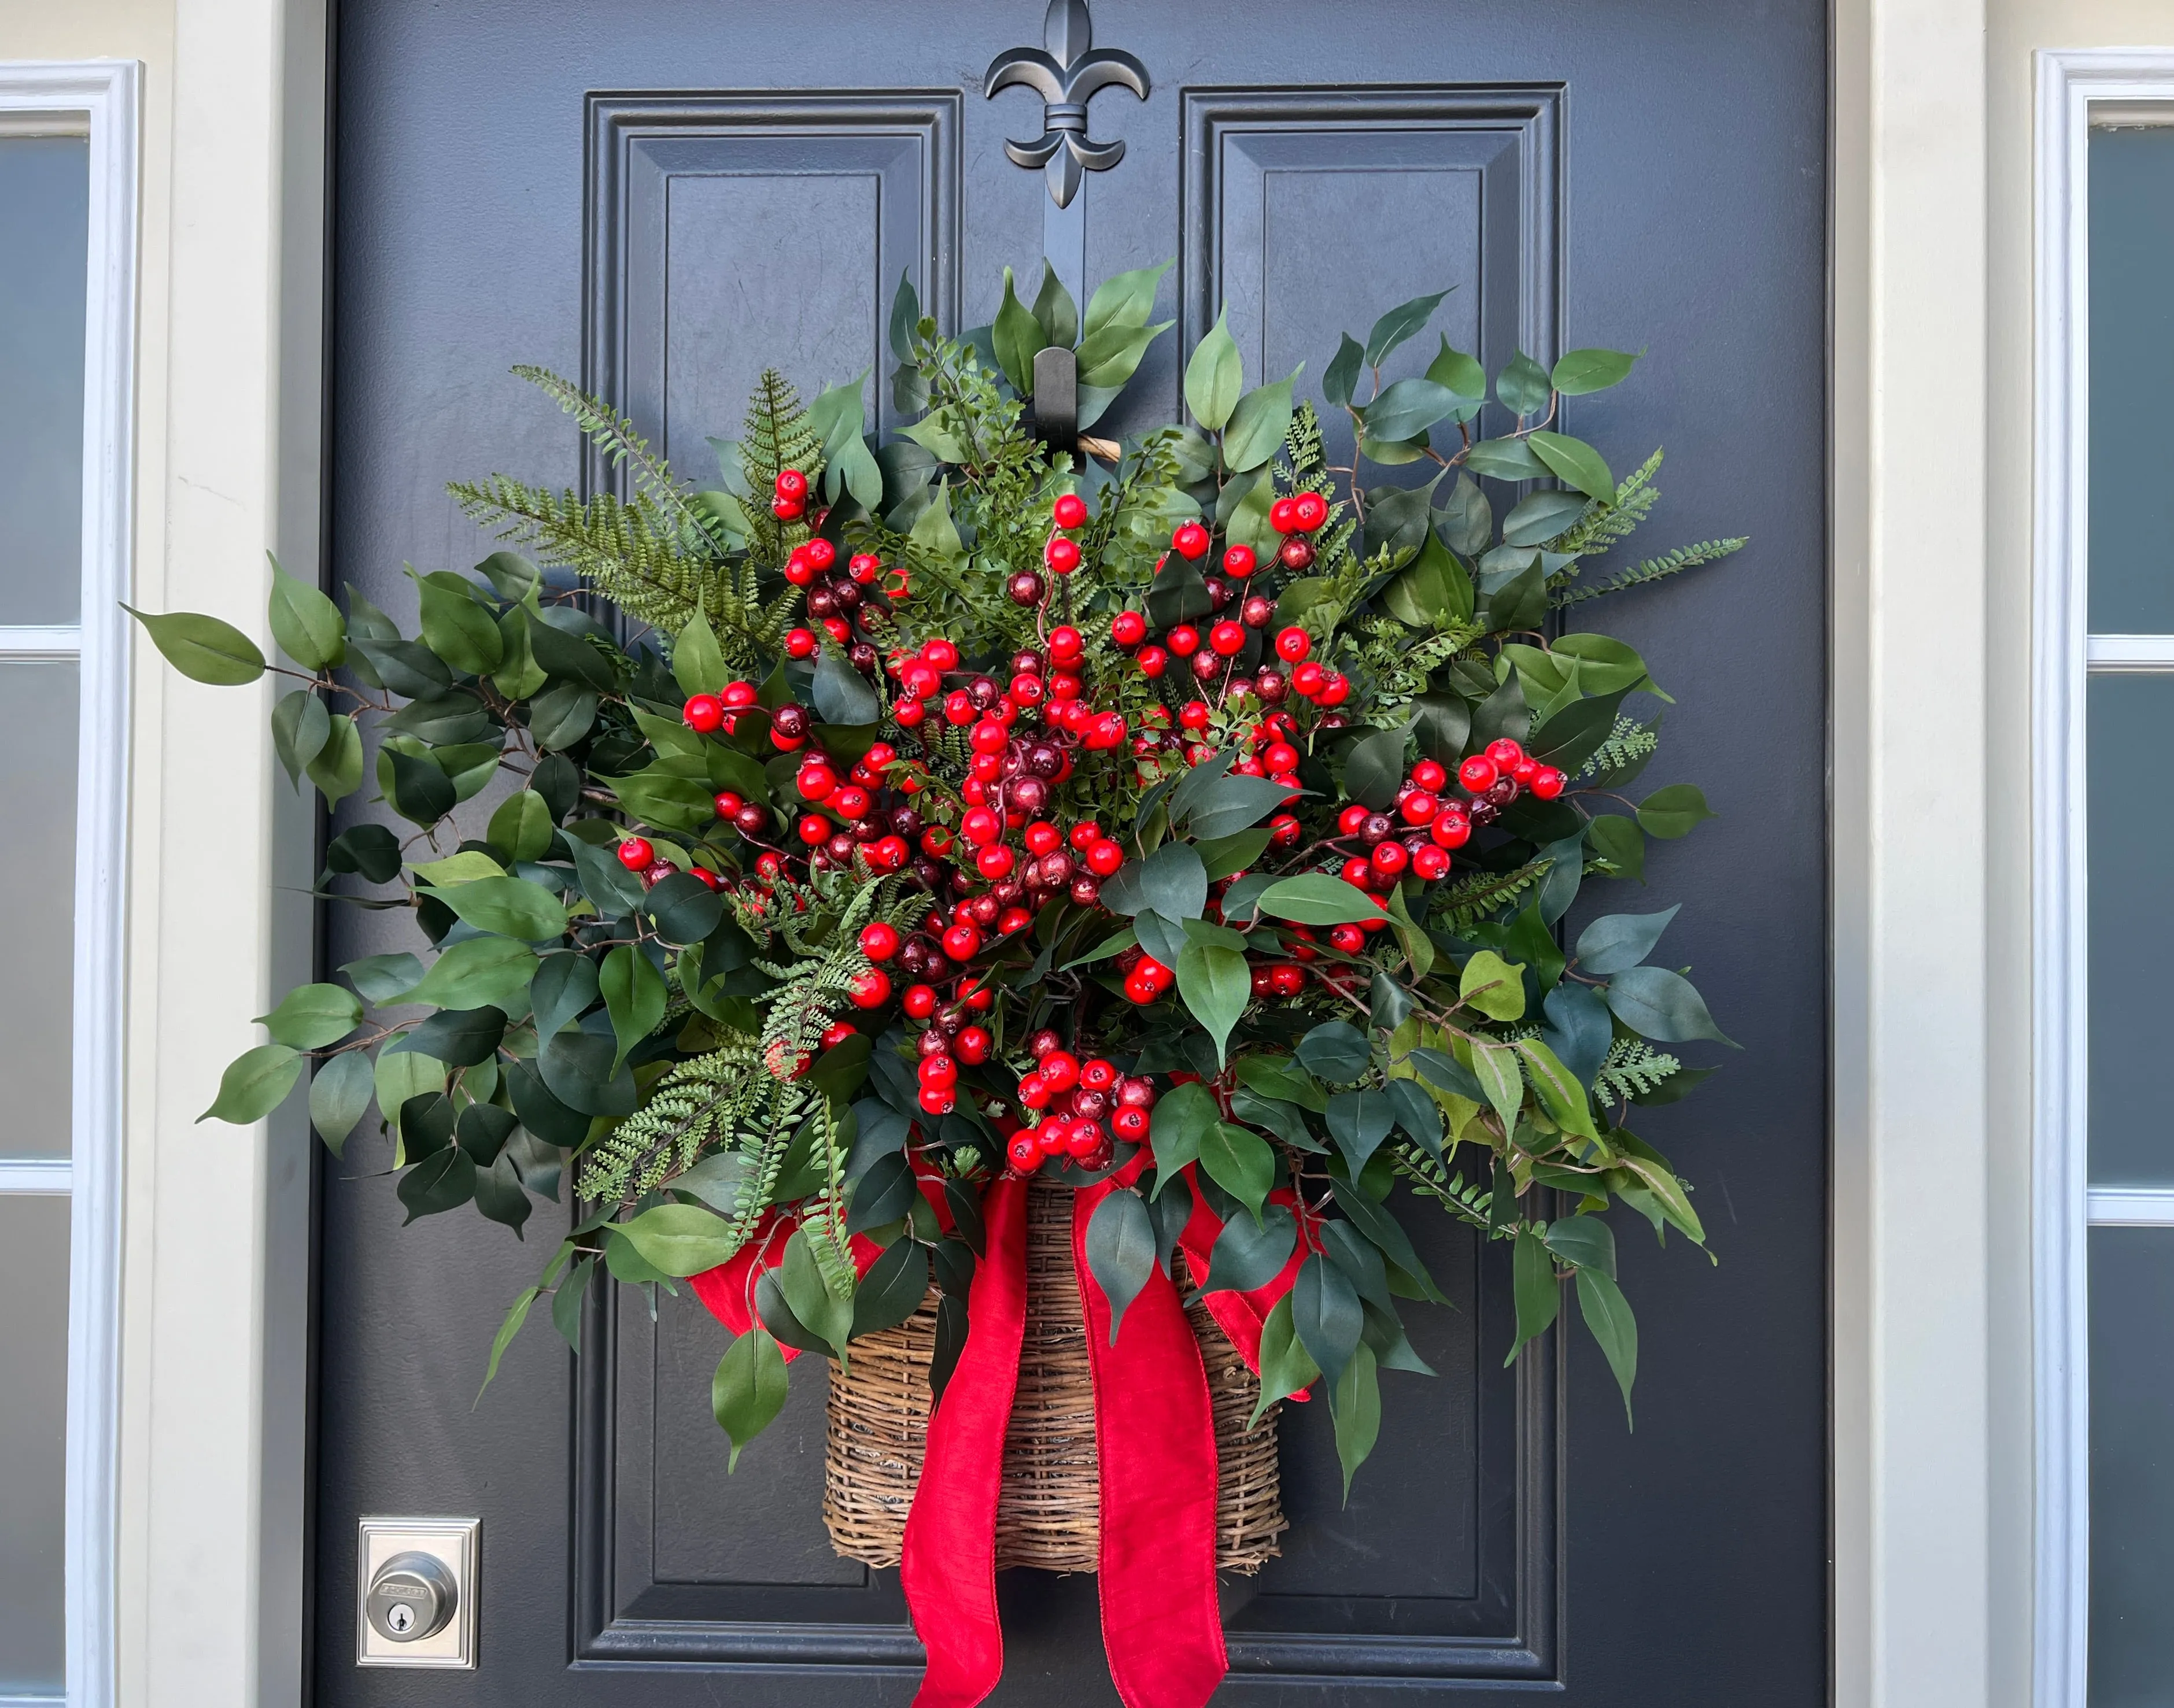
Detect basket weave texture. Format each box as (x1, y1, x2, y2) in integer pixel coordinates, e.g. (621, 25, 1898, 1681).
(822, 1179, 1286, 1573)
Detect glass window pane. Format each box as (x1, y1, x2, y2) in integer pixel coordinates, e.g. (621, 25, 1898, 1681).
(2087, 675, 2174, 1183)
(0, 1193, 67, 1691)
(0, 662, 76, 1158)
(2090, 1227, 2174, 1705)
(0, 135, 87, 627)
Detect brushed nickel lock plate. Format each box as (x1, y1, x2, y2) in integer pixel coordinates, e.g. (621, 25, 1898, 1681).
(356, 1516, 479, 1668)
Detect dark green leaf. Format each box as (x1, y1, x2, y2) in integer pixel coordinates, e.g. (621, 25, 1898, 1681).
(1382, 1079, 1443, 1160)
(713, 1328, 791, 1470)
(1198, 827, 1272, 883)
(1528, 686, 1632, 774)
(1528, 431, 1615, 503)
(1382, 533, 1472, 629)
(1605, 966, 1736, 1046)
(1435, 471, 1492, 556)
(931, 1294, 969, 1402)
(527, 682, 599, 750)
(1149, 1080, 1217, 1186)
(486, 791, 555, 864)
(1541, 980, 1614, 1088)
(530, 951, 600, 1041)
(1098, 840, 1208, 922)
(125, 605, 266, 685)
(1575, 906, 1680, 976)
(1147, 1173, 1192, 1275)
(1406, 1044, 1487, 1103)
(1324, 1090, 1395, 1174)
(852, 1239, 931, 1338)
(416, 572, 503, 674)
(527, 614, 619, 691)
(1176, 941, 1250, 1064)
(1182, 774, 1294, 841)
(1636, 783, 1716, 840)
(1586, 813, 1645, 881)
(1335, 1186, 1446, 1304)
(539, 1028, 638, 1116)
(1508, 1229, 1559, 1363)
(267, 555, 344, 668)
(551, 1252, 594, 1350)
(600, 945, 666, 1067)
(1184, 305, 1243, 430)
(433, 875, 567, 941)
(1251, 1293, 1322, 1424)
(1341, 722, 1410, 812)
(1363, 378, 1459, 443)
(398, 1146, 475, 1221)
(1576, 1267, 1638, 1425)
(1322, 332, 1363, 409)
(1290, 1252, 1364, 1390)
(811, 642, 880, 725)
(1223, 369, 1301, 472)
(1501, 488, 1588, 547)
(1296, 1021, 1371, 1084)
(1195, 1122, 1275, 1221)
(196, 1043, 302, 1125)
(1411, 690, 1472, 765)
(618, 1201, 740, 1277)
(1496, 350, 1552, 417)
(644, 871, 725, 945)
(385, 748, 456, 825)
(1200, 1201, 1297, 1294)
(1469, 671, 1531, 748)
(390, 1005, 505, 1067)
(847, 1151, 920, 1233)
(1031, 260, 1078, 347)
(324, 824, 402, 885)
(1085, 1188, 1157, 1344)
(777, 1229, 854, 1361)
(1544, 1214, 1617, 1278)
(456, 1101, 517, 1166)
(507, 1058, 592, 1146)
(1363, 287, 1452, 365)
(1461, 436, 1550, 480)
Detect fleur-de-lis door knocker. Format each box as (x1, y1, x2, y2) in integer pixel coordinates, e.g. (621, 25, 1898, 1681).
(986, 0, 1151, 209)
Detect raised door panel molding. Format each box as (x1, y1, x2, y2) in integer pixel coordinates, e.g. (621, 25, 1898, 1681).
(1182, 86, 1562, 473)
(586, 93, 961, 485)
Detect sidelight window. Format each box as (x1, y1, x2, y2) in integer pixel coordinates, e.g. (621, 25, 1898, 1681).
(0, 64, 136, 1708)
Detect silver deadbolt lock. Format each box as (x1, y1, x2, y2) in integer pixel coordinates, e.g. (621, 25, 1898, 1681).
(366, 1550, 457, 1643)
(356, 1517, 479, 1668)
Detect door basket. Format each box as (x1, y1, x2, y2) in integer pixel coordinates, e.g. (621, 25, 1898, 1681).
(822, 1179, 1286, 1573)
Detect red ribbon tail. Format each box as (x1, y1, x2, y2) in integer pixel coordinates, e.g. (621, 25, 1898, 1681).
(1075, 1182, 1229, 1708)
(902, 1174, 1030, 1708)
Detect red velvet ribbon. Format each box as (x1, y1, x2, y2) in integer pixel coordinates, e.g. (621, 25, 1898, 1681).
(693, 1164, 1304, 1708)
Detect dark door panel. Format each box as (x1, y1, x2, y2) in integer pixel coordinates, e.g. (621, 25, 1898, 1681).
(320, 3, 1826, 1702)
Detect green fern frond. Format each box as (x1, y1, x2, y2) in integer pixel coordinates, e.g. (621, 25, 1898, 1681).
(510, 365, 711, 545)
(1431, 857, 1549, 930)
(1576, 715, 1660, 782)
(1548, 447, 1664, 560)
(1551, 537, 1747, 609)
(1594, 1037, 1682, 1107)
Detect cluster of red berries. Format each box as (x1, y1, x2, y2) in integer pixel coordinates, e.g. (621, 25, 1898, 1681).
(772, 467, 809, 521)
(1006, 489, 1093, 607)
(1322, 736, 1566, 905)
(999, 1036, 1161, 1171)
(614, 833, 725, 892)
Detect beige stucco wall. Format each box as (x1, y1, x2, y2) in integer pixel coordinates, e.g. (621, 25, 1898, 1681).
(0, 0, 2157, 1701)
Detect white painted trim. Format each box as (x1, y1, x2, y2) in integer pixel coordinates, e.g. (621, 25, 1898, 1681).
(2087, 632, 2174, 670)
(0, 625, 86, 660)
(0, 56, 136, 1708)
(2086, 1186, 2174, 1226)
(2032, 49, 2174, 1708)
(0, 1158, 73, 1194)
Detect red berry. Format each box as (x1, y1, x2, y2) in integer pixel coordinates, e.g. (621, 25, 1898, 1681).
(1034, 1121, 1069, 1156)
(859, 922, 901, 960)
(969, 720, 1007, 755)
(1530, 767, 1567, 800)
(713, 790, 744, 820)
(1292, 491, 1328, 531)
(1135, 645, 1168, 679)
(1017, 1073, 1051, 1111)
(942, 923, 983, 962)
(1269, 963, 1307, 996)
(1111, 610, 1147, 648)
(1268, 813, 1302, 847)
(1045, 536, 1082, 575)
(895, 696, 927, 728)
(1292, 660, 1327, 697)
(1172, 520, 1212, 560)
(773, 495, 804, 520)
(1179, 701, 1212, 732)
(1318, 673, 1351, 707)
(1329, 923, 1367, 953)
(1485, 739, 1525, 769)
(821, 1021, 858, 1051)
(784, 627, 818, 659)
(1167, 625, 1201, 657)
(1459, 755, 1498, 792)
(798, 813, 833, 846)
(850, 552, 883, 584)
(961, 807, 1001, 846)
(1412, 844, 1451, 880)
(1269, 496, 1299, 534)
(954, 1025, 993, 1066)
(617, 836, 655, 871)
(1053, 492, 1088, 529)
(682, 693, 725, 732)
(902, 984, 937, 1020)
(775, 469, 809, 502)
(919, 1055, 958, 1090)
(1008, 1133, 1042, 1171)
(1411, 757, 1448, 792)
(797, 763, 837, 801)
(1430, 812, 1472, 849)
(1039, 1051, 1080, 1092)
(1209, 621, 1246, 657)
(1048, 624, 1085, 663)
(920, 1085, 957, 1116)
(848, 969, 892, 1010)
(1400, 790, 1440, 826)
(976, 844, 1016, 880)
(1279, 537, 1315, 571)
(1275, 627, 1311, 663)
(1338, 804, 1371, 836)
(1223, 544, 1257, 579)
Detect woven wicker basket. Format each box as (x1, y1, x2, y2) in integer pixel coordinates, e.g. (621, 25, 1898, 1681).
(823, 1179, 1286, 1573)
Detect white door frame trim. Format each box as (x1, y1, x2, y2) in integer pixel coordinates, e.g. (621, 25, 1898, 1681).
(0, 57, 139, 1708)
(2031, 47, 2174, 1708)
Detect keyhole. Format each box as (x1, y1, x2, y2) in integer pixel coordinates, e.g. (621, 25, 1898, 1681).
(386, 1603, 415, 1635)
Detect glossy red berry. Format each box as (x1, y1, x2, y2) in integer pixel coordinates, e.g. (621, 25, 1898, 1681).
(1167, 624, 1201, 657)
(901, 984, 937, 1020)
(1046, 536, 1082, 575)
(1086, 839, 1124, 877)
(775, 469, 809, 502)
(1292, 660, 1327, 697)
(1223, 544, 1257, 579)
(805, 538, 837, 572)
(820, 1021, 858, 1052)
(859, 922, 901, 961)
(1209, 620, 1246, 657)
(1135, 646, 1168, 678)
(1317, 672, 1350, 706)
(1412, 844, 1451, 881)
(1430, 812, 1472, 849)
(617, 837, 655, 871)
(797, 763, 837, 801)
(1268, 812, 1302, 848)
(784, 627, 818, 659)
(1053, 491, 1088, 529)
(1530, 766, 1567, 800)
(849, 552, 883, 584)
(942, 923, 983, 962)
(1279, 537, 1315, 571)
(1329, 922, 1367, 953)
(1291, 491, 1328, 531)
(1399, 790, 1440, 826)
(1459, 755, 1498, 792)
(798, 813, 833, 846)
(682, 693, 725, 732)
(1269, 496, 1299, 534)
(848, 969, 892, 1010)
(1111, 610, 1147, 648)
(1178, 701, 1212, 731)
(1274, 626, 1311, 663)
(1269, 963, 1307, 996)
(1411, 757, 1448, 793)
(1008, 1132, 1042, 1171)
(1172, 520, 1212, 560)
(1038, 1051, 1080, 1092)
